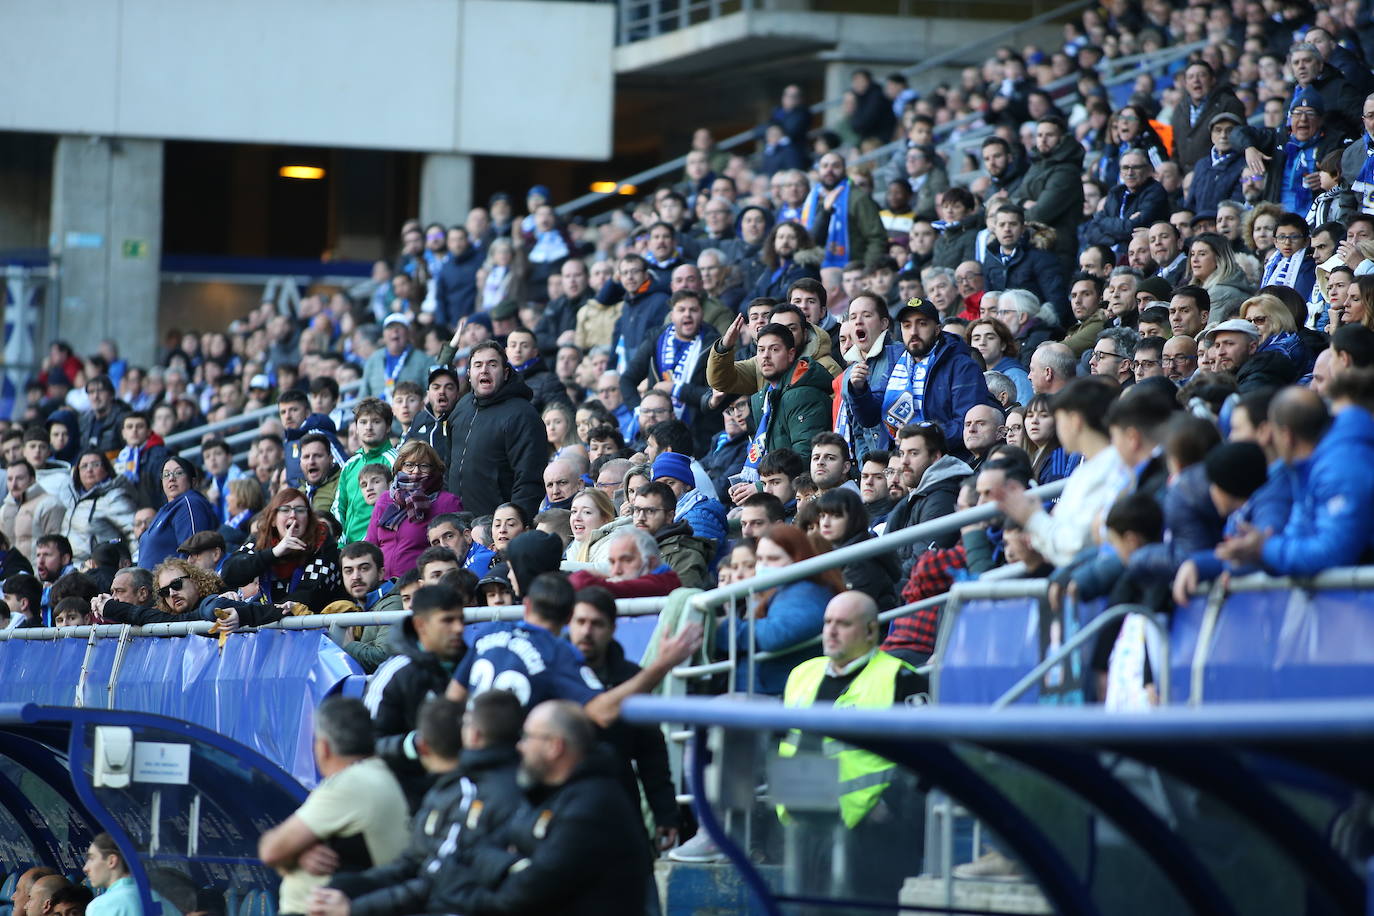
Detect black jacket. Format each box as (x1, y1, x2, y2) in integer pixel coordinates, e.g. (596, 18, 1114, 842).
(882, 454, 974, 573)
(367, 618, 464, 809)
(330, 746, 523, 916)
(534, 290, 591, 355)
(515, 358, 572, 413)
(435, 247, 482, 327)
(404, 405, 455, 461)
(1236, 350, 1300, 394)
(219, 538, 344, 613)
(445, 374, 547, 519)
(591, 640, 679, 831)
(837, 529, 901, 611)
(432, 747, 653, 916)
(1081, 179, 1171, 253)
(99, 594, 284, 628)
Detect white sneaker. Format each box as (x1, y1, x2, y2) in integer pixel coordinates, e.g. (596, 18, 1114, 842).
(952, 850, 1025, 881)
(667, 831, 727, 863)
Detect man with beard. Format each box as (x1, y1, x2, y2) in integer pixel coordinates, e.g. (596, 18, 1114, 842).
(428, 700, 653, 915)
(568, 586, 679, 853)
(620, 290, 723, 444)
(858, 450, 895, 526)
(799, 152, 887, 269)
(850, 299, 993, 449)
(445, 342, 545, 519)
(739, 323, 833, 472)
(534, 259, 592, 355)
(405, 368, 462, 458)
(333, 540, 403, 674)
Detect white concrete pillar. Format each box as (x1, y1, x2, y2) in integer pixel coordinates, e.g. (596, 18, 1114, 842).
(419, 153, 474, 228)
(49, 135, 163, 366)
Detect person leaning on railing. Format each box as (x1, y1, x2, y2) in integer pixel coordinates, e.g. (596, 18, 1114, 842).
(92, 557, 289, 632)
(221, 487, 345, 614)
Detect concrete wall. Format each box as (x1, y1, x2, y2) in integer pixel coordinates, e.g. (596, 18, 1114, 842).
(0, 0, 614, 160)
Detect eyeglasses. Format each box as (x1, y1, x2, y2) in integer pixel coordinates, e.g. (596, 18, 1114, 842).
(631, 505, 664, 517)
(1119, 164, 1147, 172)
(724, 402, 751, 416)
(638, 406, 670, 418)
(161, 469, 188, 480)
(1134, 358, 1160, 369)
(1274, 234, 1306, 242)
(157, 578, 186, 598)
(275, 505, 309, 516)
(401, 462, 434, 473)
(1089, 349, 1121, 362)
(594, 480, 620, 491)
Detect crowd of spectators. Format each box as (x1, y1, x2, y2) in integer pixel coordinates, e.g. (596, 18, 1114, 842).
(6, 0, 1374, 907)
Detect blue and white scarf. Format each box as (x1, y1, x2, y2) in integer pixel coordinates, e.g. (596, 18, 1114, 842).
(654, 328, 705, 423)
(880, 347, 937, 439)
(1262, 247, 1307, 289)
(1355, 135, 1374, 215)
(778, 203, 802, 223)
(800, 179, 851, 269)
(741, 386, 777, 480)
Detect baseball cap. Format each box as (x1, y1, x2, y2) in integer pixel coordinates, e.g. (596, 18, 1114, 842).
(382, 313, 412, 328)
(489, 299, 520, 320)
(527, 184, 551, 201)
(651, 452, 693, 486)
(1201, 318, 1260, 344)
(895, 297, 940, 323)
(249, 374, 271, 390)
(1208, 111, 1243, 128)
(427, 366, 459, 387)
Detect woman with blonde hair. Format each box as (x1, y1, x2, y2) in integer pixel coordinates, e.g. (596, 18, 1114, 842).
(1242, 293, 1311, 375)
(1185, 233, 1253, 321)
(476, 238, 525, 311)
(367, 441, 461, 577)
(566, 488, 624, 563)
(1242, 202, 1282, 262)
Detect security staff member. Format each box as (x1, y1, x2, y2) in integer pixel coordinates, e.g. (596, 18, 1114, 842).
(778, 590, 927, 902)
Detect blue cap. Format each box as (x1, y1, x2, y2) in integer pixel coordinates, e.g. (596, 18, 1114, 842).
(527, 185, 551, 201)
(651, 452, 693, 486)
(1290, 87, 1325, 114)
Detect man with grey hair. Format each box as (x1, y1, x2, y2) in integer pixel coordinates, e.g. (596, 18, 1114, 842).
(983, 371, 1017, 408)
(259, 697, 409, 916)
(568, 527, 680, 597)
(1090, 328, 1140, 384)
(1028, 341, 1075, 395)
(109, 567, 154, 608)
(1289, 40, 1362, 139)
(920, 265, 961, 318)
(1105, 266, 1142, 322)
(1082, 150, 1169, 257)
(1342, 93, 1374, 214)
(996, 288, 1057, 357)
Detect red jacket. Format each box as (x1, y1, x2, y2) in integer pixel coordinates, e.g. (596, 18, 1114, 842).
(569, 567, 682, 598)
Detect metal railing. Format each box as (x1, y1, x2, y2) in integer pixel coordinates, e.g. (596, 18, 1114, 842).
(564, 0, 1092, 218)
(163, 379, 364, 452)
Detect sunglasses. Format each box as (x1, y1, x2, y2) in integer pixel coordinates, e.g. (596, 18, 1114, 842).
(157, 578, 186, 598)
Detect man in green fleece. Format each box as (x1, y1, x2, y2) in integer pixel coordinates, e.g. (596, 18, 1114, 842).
(333, 397, 400, 544)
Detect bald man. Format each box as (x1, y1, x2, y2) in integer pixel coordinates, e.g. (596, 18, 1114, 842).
(11, 868, 58, 916)
(777, 591, 928, 901)
(430, 700, 653, 915)
(24, 875, 70, 916)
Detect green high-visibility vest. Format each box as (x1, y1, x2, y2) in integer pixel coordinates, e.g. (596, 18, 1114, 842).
(779, 651, 915, 828)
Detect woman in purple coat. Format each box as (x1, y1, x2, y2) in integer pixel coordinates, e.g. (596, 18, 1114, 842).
(366, 441, 461, 577)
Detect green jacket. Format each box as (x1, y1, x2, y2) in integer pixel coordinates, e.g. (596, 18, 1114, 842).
(749, 357, 834, 465)
(343, 587, 404, 673)
(1062, 311, 1106, 357)
(333, 443, 399, 544)
(654, 520, 713, 590)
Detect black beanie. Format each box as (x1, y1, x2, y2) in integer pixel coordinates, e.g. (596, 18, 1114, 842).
(1204, 442, 1268, 500)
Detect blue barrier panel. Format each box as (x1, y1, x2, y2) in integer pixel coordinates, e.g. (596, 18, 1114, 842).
(1204, 588, 1291, 700)
(1167, 596, 1208, 705)
(0, 632, 360, 786)
(940, 597, 1043, 704)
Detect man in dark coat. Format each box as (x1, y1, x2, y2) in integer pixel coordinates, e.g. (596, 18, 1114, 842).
(366, 584, 468, 807)
(569, 586, 679, 851)
(620, 289, 723, 445)
(598, 254, 672, 375)
(445, 342, 546, 519)
(980, 204, 1069, 324)
(404, 368, 462, 459)
(1207, 319, 1299, 394)
(435, 227, 482, 327)
(78, 376, 128, 456)
(980, 136, 1028, 202)
(1183, 112, 1247, 215)
(1080, 150, 1171, 258)
(1169, 61, 1245, 171)
(505, 328, 572, 413)
(431, 700, 654, 916)
(1013, 117, 1085, 270)
(316, 692, 524, 916)
(534, 259, 593, 355)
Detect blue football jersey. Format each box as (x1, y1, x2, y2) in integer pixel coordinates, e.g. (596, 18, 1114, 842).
(454, 621, 603, 709)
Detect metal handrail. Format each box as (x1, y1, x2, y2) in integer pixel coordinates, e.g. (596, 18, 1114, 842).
(688, 480, 1066, 622)
(991, 603, 1170, 709)
(0, 597, 668, 642)
(162, 381, 363, 450)
(564, 0, 1093, 217)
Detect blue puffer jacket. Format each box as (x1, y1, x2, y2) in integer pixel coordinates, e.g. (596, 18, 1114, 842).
(734, 579, 836, 696)
(1193, 460, 1293, 581)
(1256, 330, 1314, 378)
(850, 333, 996, 449)
(1262, 407, 1374, 576)
(678, 492, 729, 567)
(1128, 465, 1225, 582)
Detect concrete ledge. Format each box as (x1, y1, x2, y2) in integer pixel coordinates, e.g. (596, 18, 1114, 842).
(655, 859, 783, 916)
